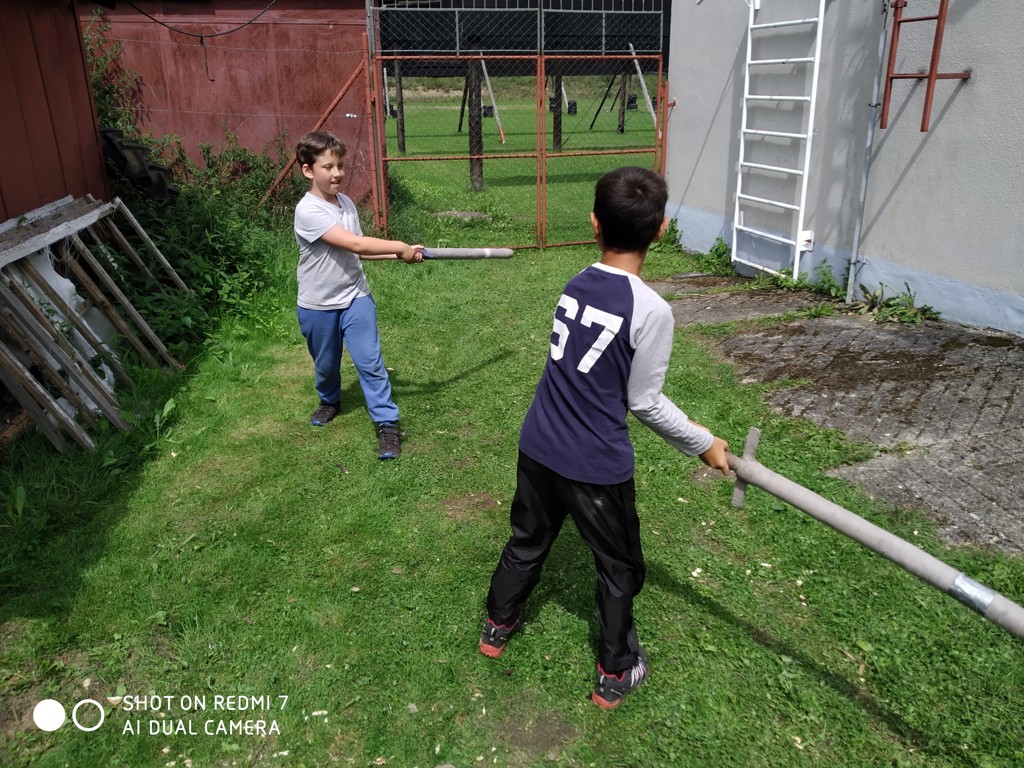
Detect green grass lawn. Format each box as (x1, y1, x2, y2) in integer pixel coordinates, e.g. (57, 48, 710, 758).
(1, 233, 1022, 767)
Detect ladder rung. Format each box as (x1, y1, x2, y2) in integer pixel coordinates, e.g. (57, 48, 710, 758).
(746, 95, 812, 102)
(750, 57, 815, 66)
(751, 17, 820, 31)
(736, 225, 797, 246)
(890, 71, 970, 81)
(731, 254, 784, 276)
(738, 193, 800, 211)
(740, 161, 804, 176)
(743, 128, 808, 140)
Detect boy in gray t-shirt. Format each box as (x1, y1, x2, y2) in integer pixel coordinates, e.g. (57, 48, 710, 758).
(293, 131, 422, 459)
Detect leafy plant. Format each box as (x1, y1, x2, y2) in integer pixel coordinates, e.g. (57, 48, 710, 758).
(812, 261, 846, 299)
(698, 235, 734, 275)
(748, 261, 845, 302)
(81, 9, 144, 137)
(648, 218, 683, 256)
(853, 282, 941, 324)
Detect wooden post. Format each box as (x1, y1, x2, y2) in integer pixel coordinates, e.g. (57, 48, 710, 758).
(617, 72, 629, 134)
(591, 75, 617, 131)
(468, 60, 484, 191)
(0, 308, 99, 430)
(15, 260, 133, 387)
(395, 60, 406, 154)
(552, 70, 563, 152)
(0, 340, 72, 452)
(458, 75, 469, 133)
(0, 279, 127, 429)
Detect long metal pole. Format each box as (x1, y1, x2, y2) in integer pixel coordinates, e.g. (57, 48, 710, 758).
(920, 0, 951, 132)
(628, 43, 657, 129)
(845, 1, 890, 304)
(481, 59, 505, 144)
(728, 428, 1024, 641)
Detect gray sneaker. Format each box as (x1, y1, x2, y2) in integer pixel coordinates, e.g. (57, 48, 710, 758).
(376, 423, 402, 459)
(592, 646, 648, 709)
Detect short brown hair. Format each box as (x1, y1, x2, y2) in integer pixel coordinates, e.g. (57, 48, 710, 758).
(593, 166, 668, 253)
(295, 131, 346, 169)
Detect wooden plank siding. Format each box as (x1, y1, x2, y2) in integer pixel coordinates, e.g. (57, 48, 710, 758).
(0, 1, 108, 223)
(76, 2, 375, 204)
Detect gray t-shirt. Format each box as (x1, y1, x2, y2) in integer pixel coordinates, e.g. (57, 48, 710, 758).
(294, 191, 371, 310)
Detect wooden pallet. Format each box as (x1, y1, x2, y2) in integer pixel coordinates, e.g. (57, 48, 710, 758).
(0, 195, 190, 452)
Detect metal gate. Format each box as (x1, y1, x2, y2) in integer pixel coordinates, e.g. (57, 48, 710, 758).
(366, 1, 669, 249)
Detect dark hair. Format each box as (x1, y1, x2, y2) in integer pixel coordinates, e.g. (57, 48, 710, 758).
(295, 131, 346, 169)
(592, 166, 668, 252)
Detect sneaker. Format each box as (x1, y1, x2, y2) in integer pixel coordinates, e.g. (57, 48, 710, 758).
(310, 401, 340, 426)
(376, 422, 402, 460)
(591, 646, 648, 710)
(478, 611, 522, 659)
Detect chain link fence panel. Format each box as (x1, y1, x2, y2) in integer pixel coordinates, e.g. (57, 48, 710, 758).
(369, 2, 668, 248)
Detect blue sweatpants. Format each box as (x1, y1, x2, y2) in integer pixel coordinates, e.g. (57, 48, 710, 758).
(297, 295, 399, 425)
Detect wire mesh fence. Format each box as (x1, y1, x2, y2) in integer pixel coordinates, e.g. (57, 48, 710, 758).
(369, 1, 667, 248)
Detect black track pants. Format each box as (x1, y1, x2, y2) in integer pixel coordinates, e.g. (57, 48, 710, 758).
(486, 451, 645, 673)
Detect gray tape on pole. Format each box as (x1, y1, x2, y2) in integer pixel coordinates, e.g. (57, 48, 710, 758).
(950, 573, 996, 615)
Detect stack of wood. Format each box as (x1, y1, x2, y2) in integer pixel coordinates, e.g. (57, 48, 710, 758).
(0, 195, 189, 452)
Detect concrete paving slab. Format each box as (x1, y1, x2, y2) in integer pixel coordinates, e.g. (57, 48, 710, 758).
(657, 278, 1024, 556)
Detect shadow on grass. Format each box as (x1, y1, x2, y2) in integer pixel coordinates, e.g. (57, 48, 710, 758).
(502, 525, 963, 762)
(391, 349, 515, 395)
(0, 368, 184, 615)
(644, 559, 960, 763)
(305, 349, 515, 420)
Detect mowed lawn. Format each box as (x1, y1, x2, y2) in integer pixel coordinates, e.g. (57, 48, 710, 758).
(1, 232, 1023, 768)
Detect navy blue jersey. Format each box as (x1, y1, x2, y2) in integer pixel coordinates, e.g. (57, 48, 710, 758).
(520, 263, 713, 485)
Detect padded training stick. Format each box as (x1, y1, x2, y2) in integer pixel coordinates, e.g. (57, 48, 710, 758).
(423, 247, 514, 259)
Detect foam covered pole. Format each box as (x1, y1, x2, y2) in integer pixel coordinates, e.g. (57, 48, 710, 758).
(729, 427, 1024, 640)
(423, 247, 513, 259)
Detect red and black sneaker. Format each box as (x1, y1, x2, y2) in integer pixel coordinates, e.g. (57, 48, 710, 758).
(478, 612, 522, 658)
(592, 646, 649, 709)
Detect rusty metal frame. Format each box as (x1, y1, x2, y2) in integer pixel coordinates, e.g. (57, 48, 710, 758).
(369, 51, 665, 249)
(880, 0, 970, 132)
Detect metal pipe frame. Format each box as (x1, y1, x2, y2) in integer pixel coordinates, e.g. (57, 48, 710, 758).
(879, 0, 969, 132)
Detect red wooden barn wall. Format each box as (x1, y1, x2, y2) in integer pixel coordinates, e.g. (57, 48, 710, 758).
(78, 1, 376, 204)
(0, 1, 108, 223)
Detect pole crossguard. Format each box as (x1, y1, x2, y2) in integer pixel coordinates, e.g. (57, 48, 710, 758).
(728, 427, 1024, 641)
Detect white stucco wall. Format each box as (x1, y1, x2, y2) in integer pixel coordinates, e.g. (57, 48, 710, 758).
(664, 0, 1024, 335)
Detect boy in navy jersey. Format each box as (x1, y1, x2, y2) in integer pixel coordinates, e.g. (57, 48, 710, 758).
(479, 166, 730, 709)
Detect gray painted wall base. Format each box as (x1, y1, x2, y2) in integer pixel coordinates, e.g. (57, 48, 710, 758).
(669, 201, 1024, 336)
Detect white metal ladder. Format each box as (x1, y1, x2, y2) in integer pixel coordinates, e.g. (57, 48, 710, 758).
(731, 0, 826, 278)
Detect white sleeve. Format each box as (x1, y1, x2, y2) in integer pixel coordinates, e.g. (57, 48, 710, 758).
(626, 290, 715, 456)
(294, 198, 336, 243)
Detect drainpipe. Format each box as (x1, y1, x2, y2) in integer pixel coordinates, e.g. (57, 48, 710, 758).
(729, 428, 1024, 641)
(845, 1, 890, 304)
